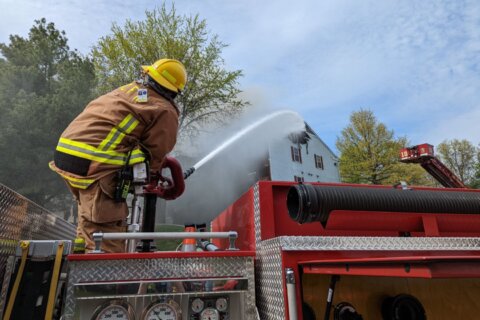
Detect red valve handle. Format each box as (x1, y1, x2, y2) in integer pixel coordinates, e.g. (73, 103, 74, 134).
(144, 156, 185, 200)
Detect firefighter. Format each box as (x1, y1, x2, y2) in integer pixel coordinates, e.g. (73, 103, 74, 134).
(49, 59, 187, 253)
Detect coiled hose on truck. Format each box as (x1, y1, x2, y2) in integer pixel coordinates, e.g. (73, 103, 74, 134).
(287, 184, 480, 226)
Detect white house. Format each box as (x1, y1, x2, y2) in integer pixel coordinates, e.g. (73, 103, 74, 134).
(268, 123, 340, 183)
(164, 123, 340, 224)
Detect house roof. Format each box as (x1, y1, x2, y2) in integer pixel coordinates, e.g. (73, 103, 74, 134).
(289, 122, 339, 159)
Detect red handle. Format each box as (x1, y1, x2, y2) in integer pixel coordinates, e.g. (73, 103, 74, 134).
(144, 157, 185, 200)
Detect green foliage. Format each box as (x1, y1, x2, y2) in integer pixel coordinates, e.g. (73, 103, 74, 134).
(437, 139, 478, 186)
(154, 224, 183, 251)
(471, 156, 480, 189)
(336, 109, 432, 186)
(383, 163, 437, 187)
(91, 4, 248, 141)
(0, 18, 95, 211)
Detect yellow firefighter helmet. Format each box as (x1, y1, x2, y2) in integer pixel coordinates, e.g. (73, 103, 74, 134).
(142, 59, 187, 93)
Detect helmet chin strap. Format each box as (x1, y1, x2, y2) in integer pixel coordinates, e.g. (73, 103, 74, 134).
(145, 75, 178, 102)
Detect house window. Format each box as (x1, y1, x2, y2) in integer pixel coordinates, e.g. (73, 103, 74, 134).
(294, 175, 304, 183)
(314, 154, 324, 170)
(291, 146, 302, 163)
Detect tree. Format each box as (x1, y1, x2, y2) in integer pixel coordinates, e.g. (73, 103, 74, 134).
(0, 19, 95, 212)
(92, 4, 248, 141)
(437, 139, 478, 186)
(336, 109, 432, 186)
(471, 149, 480, 189)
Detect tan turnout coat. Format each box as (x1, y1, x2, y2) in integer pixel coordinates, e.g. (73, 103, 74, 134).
(49, 82, 179, 252)
(50, 81, 179, 186)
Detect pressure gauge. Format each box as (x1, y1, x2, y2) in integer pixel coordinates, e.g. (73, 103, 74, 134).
(191, 298, 205, 313)
(215, 297, 228, 312)
(142, 300, 182, 320)
(200, 307, 220, 320)
(92, 300, 135, 320)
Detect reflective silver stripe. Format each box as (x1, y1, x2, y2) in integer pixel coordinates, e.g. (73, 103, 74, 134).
(100, 116, 138, 151)
(130, 153, 146, 161)
(100, 128, 122, 151)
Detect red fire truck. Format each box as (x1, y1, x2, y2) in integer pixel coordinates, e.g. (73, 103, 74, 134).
(1, 153, 480, 320)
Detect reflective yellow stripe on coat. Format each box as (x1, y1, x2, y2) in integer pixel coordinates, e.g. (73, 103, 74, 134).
(53, 114, 146, 189)
(98, 114, 139, 152)
(56, 138, 146, 165)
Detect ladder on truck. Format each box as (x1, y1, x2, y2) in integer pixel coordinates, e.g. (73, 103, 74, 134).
(399, 143, 467, 188)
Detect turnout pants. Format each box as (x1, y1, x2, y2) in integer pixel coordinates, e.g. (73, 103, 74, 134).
(67, 174, 128, 253)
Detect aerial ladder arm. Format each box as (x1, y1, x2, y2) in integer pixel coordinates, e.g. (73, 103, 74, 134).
(399, 143, 467, 189)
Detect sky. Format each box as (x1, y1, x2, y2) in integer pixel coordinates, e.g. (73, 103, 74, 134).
(1, 0, 479, 153)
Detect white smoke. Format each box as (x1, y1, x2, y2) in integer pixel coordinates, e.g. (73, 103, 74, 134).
(165, 105, 305, 225)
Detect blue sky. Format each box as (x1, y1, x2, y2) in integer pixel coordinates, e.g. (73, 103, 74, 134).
(1, 0, 479, 152)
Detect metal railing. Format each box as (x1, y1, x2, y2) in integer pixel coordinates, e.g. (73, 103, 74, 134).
(92, 231, 239, 252)
(0, 183, 75, 287)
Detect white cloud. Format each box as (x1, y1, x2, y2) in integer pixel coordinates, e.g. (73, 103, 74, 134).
(421, 106, 480, 146)
(1, 0, 479, 148)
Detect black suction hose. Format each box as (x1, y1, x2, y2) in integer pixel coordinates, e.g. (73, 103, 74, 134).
(287, 184, 480, 226)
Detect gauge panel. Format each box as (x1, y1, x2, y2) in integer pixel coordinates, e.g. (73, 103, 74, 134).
(92, 300, 135, 320)
(89, 293, 232, 320)
(200, 307, 220, 320)
(215, 298, 228, 312)
(142, 299, 182, 320)
(189, 296, 230, 319)
(191, 298, 205, 313)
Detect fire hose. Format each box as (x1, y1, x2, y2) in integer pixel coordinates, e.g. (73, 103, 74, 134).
(117, 157, 194, 252)
(287, 184, 480, 226)
(144, 157, 188, 200)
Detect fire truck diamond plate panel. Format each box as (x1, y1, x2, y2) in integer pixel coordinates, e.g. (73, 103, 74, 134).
(65, 256, 257, 320)
(256, 237, 285, 320)
(255, 235, 480, 320)
(278, 236, 480, 251)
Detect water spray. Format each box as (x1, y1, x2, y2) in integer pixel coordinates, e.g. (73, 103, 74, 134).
(181, 110, 304, 180)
